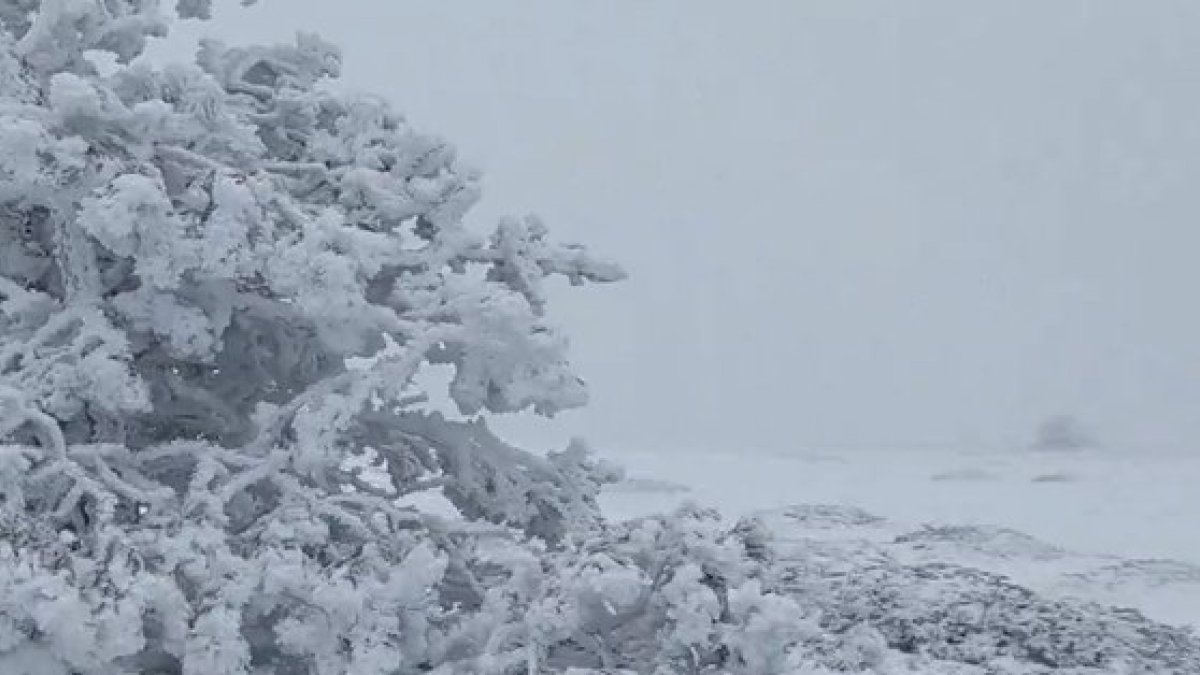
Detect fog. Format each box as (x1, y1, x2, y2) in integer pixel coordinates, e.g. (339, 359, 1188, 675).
(162, 1, 1200, 455)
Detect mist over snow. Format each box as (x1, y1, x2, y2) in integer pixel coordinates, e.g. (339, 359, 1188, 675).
(152, 1, 1200, 457)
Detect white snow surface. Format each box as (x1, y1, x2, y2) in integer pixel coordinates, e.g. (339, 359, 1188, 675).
(600, 448, 1200, 631)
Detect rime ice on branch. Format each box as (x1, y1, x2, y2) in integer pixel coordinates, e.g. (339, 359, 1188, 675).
(0, 2, 627, 672)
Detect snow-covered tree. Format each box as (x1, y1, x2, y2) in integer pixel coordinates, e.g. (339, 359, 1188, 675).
(0, 2, 629, 672)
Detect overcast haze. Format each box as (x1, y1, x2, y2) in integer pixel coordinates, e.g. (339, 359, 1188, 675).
(161, 1, 1200, 455)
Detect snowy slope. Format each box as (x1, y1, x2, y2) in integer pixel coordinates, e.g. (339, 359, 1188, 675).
(600, 448, 1200, 632)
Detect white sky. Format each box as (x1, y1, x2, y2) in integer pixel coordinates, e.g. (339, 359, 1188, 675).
(161, 1, 1200, 455)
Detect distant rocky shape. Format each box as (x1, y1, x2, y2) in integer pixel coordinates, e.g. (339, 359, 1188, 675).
(1030, 414, 1098, 453)
(930, 467, 1002, 482)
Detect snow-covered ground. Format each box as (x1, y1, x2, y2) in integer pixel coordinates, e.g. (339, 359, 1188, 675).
(600, 448, 1200, 631)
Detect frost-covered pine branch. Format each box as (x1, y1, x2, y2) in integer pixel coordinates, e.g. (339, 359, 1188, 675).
(0, 2, 628, 672)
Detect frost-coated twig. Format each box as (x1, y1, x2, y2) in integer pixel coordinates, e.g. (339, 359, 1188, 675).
(245, 326, 455, 456)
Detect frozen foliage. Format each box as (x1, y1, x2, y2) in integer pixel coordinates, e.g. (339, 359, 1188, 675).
(752, 506, 1200, 674)
(774, 554, 1200, 673)
(0, 2, 623, 672)
(420, 505, 1200, 674)
(1, 3, 1198, 674)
